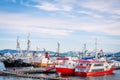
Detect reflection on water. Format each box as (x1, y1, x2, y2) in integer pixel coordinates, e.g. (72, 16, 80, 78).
(70, 70, 120, 80)
(0, 70, 120, 80)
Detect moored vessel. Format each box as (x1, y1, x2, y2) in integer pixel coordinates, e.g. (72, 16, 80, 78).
(55, 57, 78, 75)
(74, 59, 115, 77)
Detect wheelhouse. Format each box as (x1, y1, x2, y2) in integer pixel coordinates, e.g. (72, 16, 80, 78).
(75, 60, 110, 72)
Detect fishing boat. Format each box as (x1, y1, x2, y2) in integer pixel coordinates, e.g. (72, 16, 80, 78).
(55, 44, 80, 75)
(31, 52, 56, 67)
(74, 38, 115, 77)
(2, 58, 34, 67)
(2, 35, 33, 68)
(55, 57, 78, 75)
(74, 59, 115, 77)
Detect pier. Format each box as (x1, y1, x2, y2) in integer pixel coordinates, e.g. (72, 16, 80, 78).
(0, 70, 72, 80)
(5, 66, 56, 73)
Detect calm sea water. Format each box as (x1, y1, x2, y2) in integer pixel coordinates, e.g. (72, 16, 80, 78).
(0, 70, 120, 80)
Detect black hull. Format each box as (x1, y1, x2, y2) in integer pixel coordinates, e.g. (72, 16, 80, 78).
(3, 59, 34, 68)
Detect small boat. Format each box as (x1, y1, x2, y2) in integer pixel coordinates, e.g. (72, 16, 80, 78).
(74, 59, 115, 77)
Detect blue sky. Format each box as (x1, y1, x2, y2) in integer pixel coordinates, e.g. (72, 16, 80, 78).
(0, 0, 120, 52)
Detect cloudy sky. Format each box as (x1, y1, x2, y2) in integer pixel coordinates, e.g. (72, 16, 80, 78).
(0, 0, 120, 52)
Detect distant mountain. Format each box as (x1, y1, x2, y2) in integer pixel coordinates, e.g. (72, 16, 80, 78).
(113, 52, 120, 57)
(0, 49, 120, 57)
(0, 49, 57, 55)
(105, 52, 120, 57)
(0, 49, 17, 54)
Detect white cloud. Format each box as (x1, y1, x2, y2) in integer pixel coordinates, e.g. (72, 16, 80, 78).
(32, 27, 73, 36)
(0, 24, 73, 36)
(32, 0, 118, 14)
(62, 5, 72, 11)
(0, 0, 119, 52)
(103, 22, 120, 35)
(77, 0, 120, 15)
(12, 0, 120, 18)
(113, 9, 120, 15)
(80, 0, 111, 11)
(0, 12, 120, 37)
(13, 0, 120, 15)
(0, 12, 73, 36)
(34, 2, 72, 11)
(110, 15, 120, 20)
(78, 10, 103, 18)
(35, 2, 59, 11)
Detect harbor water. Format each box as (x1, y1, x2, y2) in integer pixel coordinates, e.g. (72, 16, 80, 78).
(0, 70, 120, 80)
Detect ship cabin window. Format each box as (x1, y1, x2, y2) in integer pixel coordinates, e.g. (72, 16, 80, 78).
(83, 64, 87, 66)
(76, 68, 86, 72)
(91, 69, 104, 72)
(79, 63, 91, 67)
(93, 63, 103, 66)
(79, 64, 83, 66)
(88, 64, 91, 66)
(86, 64, 91, 66)
(106, 66, 108, 68)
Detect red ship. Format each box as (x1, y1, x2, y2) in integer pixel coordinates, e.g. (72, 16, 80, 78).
(55, 57, 77, 75)
(74, 59, 115, 77)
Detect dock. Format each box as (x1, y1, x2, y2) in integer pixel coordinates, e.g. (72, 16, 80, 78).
(5, 66, 56, 73)
(0, 70, 72, 80)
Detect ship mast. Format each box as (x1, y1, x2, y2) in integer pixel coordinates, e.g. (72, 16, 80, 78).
(84, 44, 86, 54)
(27, 34, 30, 54)
(57, 42, 60, 56)
(95, 38, 98, 60)
(83, 44, 87, 58)
(16, 36, 20, 53)
(43, 48, 46, 53)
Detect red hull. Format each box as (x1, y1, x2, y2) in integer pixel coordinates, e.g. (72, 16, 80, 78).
(75, 68, 115, 77)
(56, 67, 74, 75)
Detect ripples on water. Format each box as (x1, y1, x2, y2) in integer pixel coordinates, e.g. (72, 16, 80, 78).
(0, 70, 120, 80)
